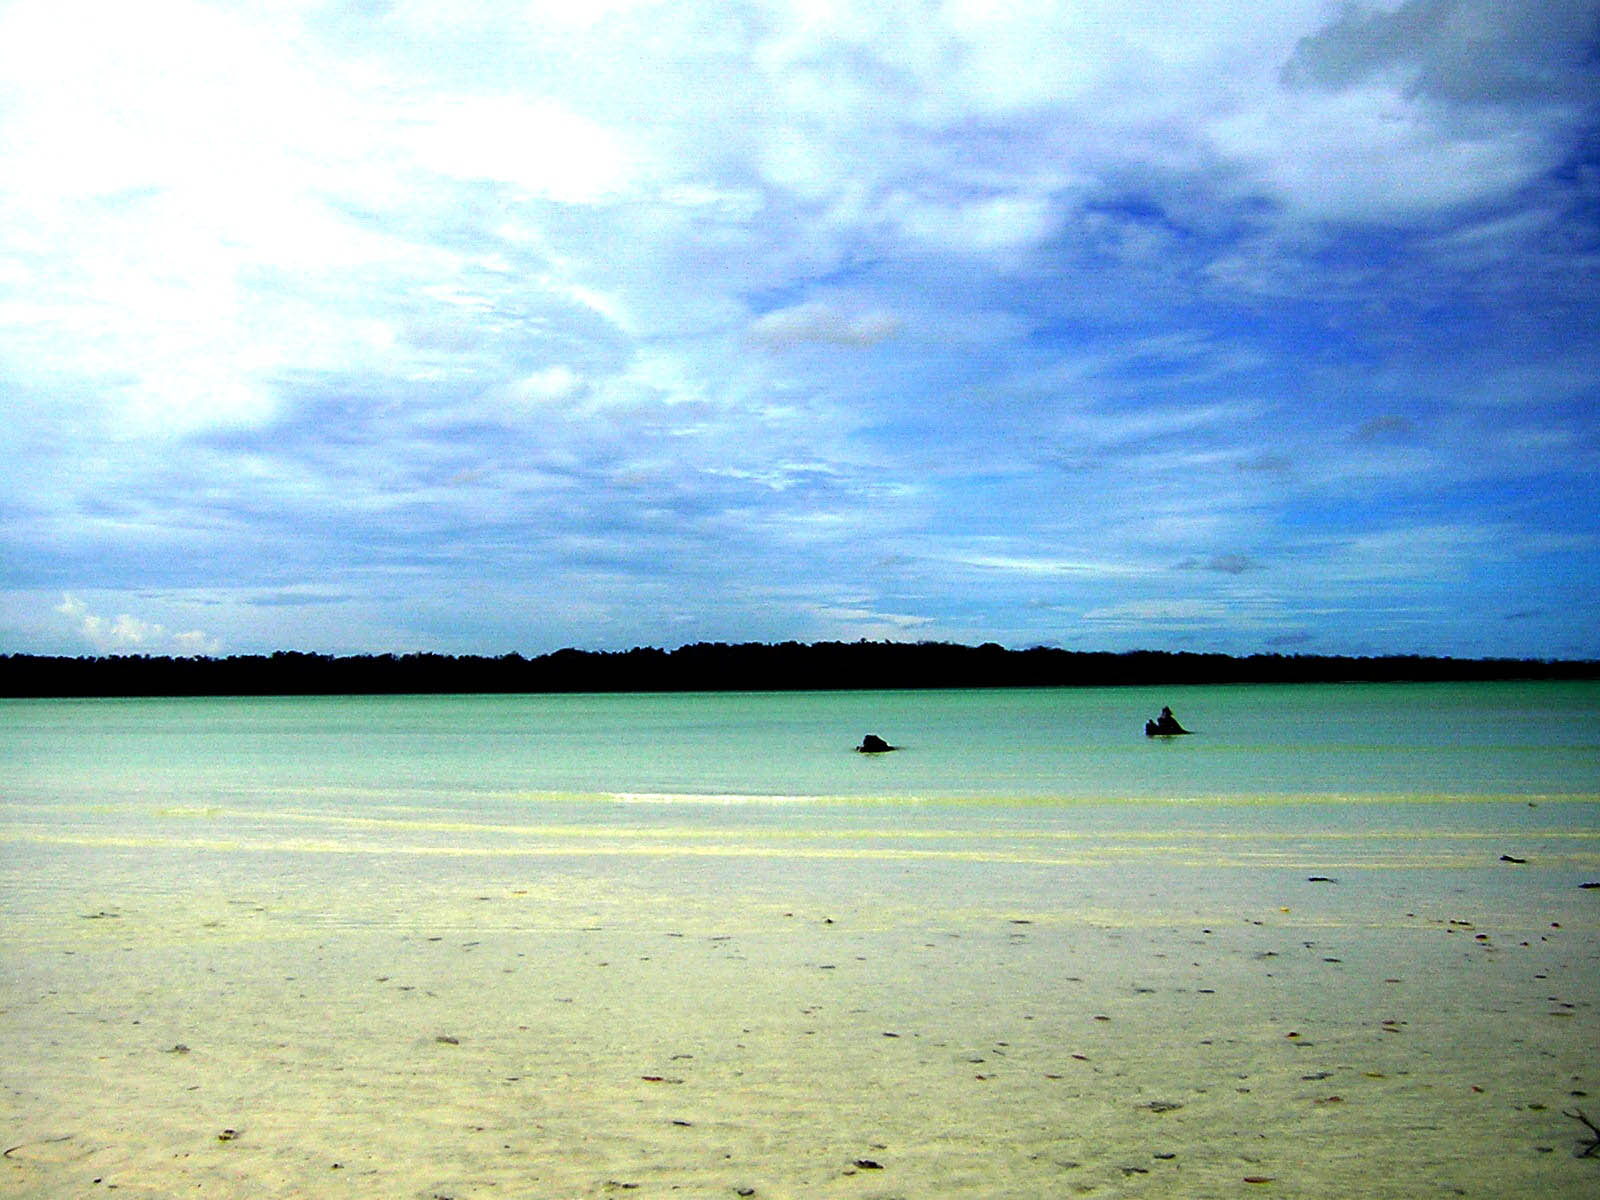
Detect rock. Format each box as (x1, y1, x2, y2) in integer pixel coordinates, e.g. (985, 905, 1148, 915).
(1145, 707, 1190, 736)
(856, 734, 895, 754)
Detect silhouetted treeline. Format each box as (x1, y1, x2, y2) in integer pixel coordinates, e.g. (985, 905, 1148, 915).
(2, 642, 1596, 698)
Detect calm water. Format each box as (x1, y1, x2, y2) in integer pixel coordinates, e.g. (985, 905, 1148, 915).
(4, 680, 1598, 807)
(4, 680, 1597, 891)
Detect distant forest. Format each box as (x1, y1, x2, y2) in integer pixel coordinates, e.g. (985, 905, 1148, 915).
(2, 642, 1597, 698)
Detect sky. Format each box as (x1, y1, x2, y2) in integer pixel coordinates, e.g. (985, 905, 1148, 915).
(2, 0, 1598, 660)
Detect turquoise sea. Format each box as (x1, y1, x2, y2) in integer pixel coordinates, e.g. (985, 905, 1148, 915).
(6, 678, 1600, 801)
(3, 680, 1597, 872)
(3, 681, 1598, 1198)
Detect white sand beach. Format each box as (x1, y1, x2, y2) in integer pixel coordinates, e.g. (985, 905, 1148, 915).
(4, 800, 1598, 1200)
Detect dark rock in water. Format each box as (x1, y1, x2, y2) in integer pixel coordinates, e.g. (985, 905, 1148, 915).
(1144, 706, 1190, 736)
(857, 734, 895, 754)
(1500, 855, 1528, 864)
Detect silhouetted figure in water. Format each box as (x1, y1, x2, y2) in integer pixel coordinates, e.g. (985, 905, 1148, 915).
(857, 733, 896, 753)
(1145, 706, 1190, 736)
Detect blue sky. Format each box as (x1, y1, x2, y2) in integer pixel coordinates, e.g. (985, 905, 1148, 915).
(3, 0, 1597, 659)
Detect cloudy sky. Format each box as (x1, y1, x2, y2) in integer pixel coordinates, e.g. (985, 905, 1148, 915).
(3, 0, 1597, 660)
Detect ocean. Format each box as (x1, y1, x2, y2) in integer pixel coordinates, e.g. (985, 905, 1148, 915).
(7, 678, 1599, 800)
(2, 681, 1597, 1197)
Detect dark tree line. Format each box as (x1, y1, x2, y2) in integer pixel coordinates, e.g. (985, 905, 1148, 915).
(2, 642, 1596, 698)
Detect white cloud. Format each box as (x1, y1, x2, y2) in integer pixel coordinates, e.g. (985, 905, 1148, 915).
(808, 602, 936, 640)
(503, 365, 586, 409)
(748, 302, 903, 349)
(889, 191, 1060, 254)
(1311, 523, 1503, 583)
(402, 95, 636, 204)
(55, 594, 221, 656)
(1081, 598, 1231, 625)
(951, 554, 1144, 579)
(1208, 83, 1554, 221)
(0, 0, 455, 436)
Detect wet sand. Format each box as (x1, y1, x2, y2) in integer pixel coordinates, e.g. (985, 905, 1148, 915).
(3, 805, 1598, 1199)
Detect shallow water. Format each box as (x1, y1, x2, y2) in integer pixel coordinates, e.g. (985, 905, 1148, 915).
(6, 680, 1599, 804)
(2, 683, 1598, 1197)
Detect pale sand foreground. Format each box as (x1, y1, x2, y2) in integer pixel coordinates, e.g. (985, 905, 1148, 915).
(3, 813, 1598, 1199)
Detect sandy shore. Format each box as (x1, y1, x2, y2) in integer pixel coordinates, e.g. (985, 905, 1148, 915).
(3, 805, 1598, 1199)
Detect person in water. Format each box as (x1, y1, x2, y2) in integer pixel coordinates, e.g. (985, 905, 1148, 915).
(1146, 706, 1189, 736)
